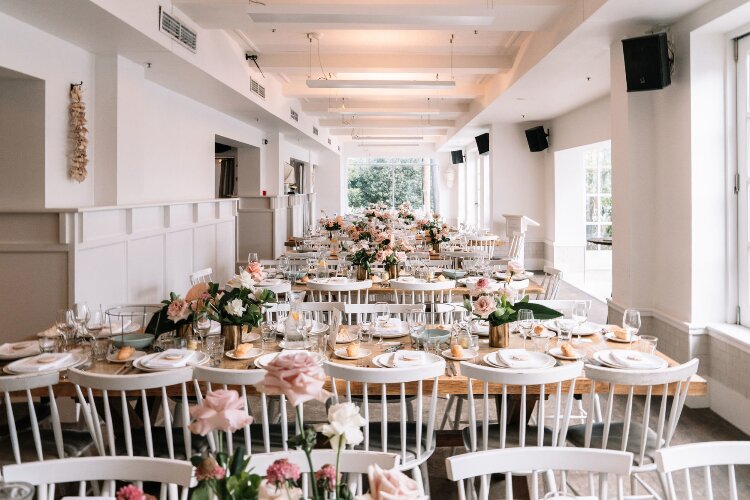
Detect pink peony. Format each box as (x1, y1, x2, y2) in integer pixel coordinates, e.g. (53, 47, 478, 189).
(473, 295, 497, 318)
(266, 458, 301, 486)
(366, 465, 424, 499)
(188, 389, 253, 436)
(167, 298, 190, 323)
(255, 352, 331, 406)
(475, 277, 491, 290)
(315, 464, 339, 491)
(507, 260, 525, 275)
(116, 485, 154, 500)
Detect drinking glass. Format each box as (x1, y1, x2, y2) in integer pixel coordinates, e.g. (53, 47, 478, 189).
(623, 309, 642, 349)
(517, 309, 534, 350)
(638, 335, 658, 354)
(407, 310, 426, 349)
(260, 321, 277, 353)
(55, 309, 76, 350)
(359, 319, 373, 343)
(278, 255, 290, 277)
(375, 302, 390, 345)
(87, 308, 104, 336)
(470, 334, 479, 352)
(192, 310, 211, 343)
(247, 252, 258, 264)
(74, 303, 90, 340)
(530, 326, 549, 353)
(558, 320, 574, 343)
(572, 300, 588, 345)
(37, 336, 56, 354)
(309, 332, 327, 355)
(205, 335, 225, 366)
(90, 337, 109, 361)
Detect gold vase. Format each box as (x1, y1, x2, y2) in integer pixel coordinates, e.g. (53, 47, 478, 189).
(356, 266, 369, 281)
(489, 323, 510, 348)
(221, 324, 243, 351)
(432, 242, 441, 253)
(387, 263, 399, 280)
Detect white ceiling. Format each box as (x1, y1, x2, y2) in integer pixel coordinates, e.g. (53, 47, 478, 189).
(175, 0, 711, 149)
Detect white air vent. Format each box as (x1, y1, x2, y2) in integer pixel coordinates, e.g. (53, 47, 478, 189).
(250, 77, 266, 99)
(313, 126, 319, 136)
(328, 138, 332, 145)
(159, 7, 197, 52)
(290, 109, 299, 122)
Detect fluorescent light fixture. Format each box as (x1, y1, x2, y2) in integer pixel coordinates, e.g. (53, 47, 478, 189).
(307, 79, 455, 89)
(354, 136, 424, 141)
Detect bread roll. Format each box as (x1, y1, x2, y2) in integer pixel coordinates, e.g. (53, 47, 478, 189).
(451, 344, 464, 358)
(346, 343, 360, 357)
(235, 343, 252, 357)
(533, 324, 545, 335)
(116, 346, 135, 361)
(560, 342, 575, 357)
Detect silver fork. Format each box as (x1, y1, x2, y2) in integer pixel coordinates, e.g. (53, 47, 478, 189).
(116, 360, 133, 375)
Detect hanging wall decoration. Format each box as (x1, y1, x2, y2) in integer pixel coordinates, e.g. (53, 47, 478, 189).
(68, 82, 88, 182)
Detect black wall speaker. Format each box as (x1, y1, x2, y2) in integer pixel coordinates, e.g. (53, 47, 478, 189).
(525, 126, 549, 152)
(622, 33, 671, 92)
(475, 133, 490, 155)
(451, 150, 464, 164)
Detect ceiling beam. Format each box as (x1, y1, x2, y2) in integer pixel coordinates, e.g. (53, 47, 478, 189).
(283, 82, 483, 99)
(329, 127, 448, 136)
(253, 53, 512, 74)
(303, 100, 469, 114)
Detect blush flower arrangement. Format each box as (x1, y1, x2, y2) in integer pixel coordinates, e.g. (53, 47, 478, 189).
(204, 271, 277, 327)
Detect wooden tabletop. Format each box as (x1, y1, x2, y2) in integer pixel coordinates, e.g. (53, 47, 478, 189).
(291, 279, 545, 296)
(21, 324, 706, 398)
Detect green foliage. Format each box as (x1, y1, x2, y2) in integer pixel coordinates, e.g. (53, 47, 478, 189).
(347, 158, 425, 210)
(469, 294, 563, 326)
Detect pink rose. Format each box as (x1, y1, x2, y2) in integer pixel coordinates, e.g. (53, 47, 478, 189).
(366, 465, 424, 500)
(246, 261, 265, 281)
(315, 464, 338, 492)
(507, 260, 525, 275)
(116, 485, 154, 500)
(167, 298, 190, 323)
(256, 352, 331, 406)
(188, 389, 253, 436)
(473, 295, 497, 318)
(375, 251, 385, 263)
(476, 277, 490, 290)
(196, 456, 226, 481)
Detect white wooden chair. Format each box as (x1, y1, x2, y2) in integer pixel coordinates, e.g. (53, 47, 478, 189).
(249, 449, 400, 497)
(467, 235, 498, 259)
(191, 365, 273, 455)
(306, 279, 372, 304)
(497, 232, 525, 264)
(389, 280, 455, 324)
(0, 371, 95, 467)
(2, 456, 193, 500)
(566, 359, 700, 498)
(655, 441, 750, 500)
(324, 359, 446, 495)
(264, 301, 345, 326)
(343, 303, 426, 326)
(537, 266, 564, 299)
(423, 258, 452, 268)
(68, 368, 196, 460)
(445, 447, 632, 500)
(189, 267, 213, 285)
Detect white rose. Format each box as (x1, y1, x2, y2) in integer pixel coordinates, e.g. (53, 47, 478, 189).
(507, 260, 525, 275)
(316, 402, 367, 449)
(224, 298, 246, 317)
(227, 269, 256, 290)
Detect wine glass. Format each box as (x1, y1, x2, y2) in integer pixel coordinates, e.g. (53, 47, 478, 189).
(247, 252, 258, 264)
(375, 302, 390, 345)
(278, 255, 290, 278)
(517, 309, 534, 351)
(87, 307, 104, 337)
(407, 310, 427, 350)
(572, 300, 588, 345)
(623, 309, 642, 349)
(74, 303, 90, 341)
(55, 309, 76, 351)
(192, 310, 212, 345)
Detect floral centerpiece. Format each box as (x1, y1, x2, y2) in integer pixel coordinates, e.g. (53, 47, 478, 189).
(397, 201, 415, 222)
(349, 242, 377, 280)
(320, 214, 344, 233)
(158, 282, 214, 337)
(417, 217, 449, 251)
(373, 234, 412, 279)
(465, 261, 561, 347)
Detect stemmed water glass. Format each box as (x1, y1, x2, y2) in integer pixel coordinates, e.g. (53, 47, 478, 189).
(55, 309, 76, 351)
(247, 252, 258, 264)
(278, 255, 290, 278)
(192, 310, 211, 345)
(407, 309, 427, 350)
(572, 300, 588, 345)
(74, 303, 90, 342)
(623, 309, 642, 349)
(375, 302, 390, 345)
(517, 309, 534, 351)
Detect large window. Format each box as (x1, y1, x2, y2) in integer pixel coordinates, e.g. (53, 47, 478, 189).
(585, 145, 612, 250)
(347, 157, 427, 211)
(738, 36, 750, 326)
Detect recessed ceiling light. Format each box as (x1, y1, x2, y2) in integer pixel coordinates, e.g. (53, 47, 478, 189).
(307, 79, 455, 89)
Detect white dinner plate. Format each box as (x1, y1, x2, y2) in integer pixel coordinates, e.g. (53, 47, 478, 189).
(442, 348, 478, 361)
(603, 332, 640, 343)
(543, 320, 601, 336)
(483, 351, 556, 370)
(225, 347, 263, 360)
(593, 350, 667, 370)
(276, 321, 328, 335)
(106, 349, 147, 363)
(548, 346, 583, 360)
(371, 352, 442, 368)
(4, 352, 88, 375)
(254, 351, 325, 369)
(133, 351, 209, 372)
(0, 341, 40, 360)
(334, 347, 371, 360)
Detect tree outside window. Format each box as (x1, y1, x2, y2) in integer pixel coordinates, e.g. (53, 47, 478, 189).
(585, 146, 612, 250)
(347, 157, 426, 210)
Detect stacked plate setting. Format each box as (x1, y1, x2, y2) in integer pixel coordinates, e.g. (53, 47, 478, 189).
(370, 350, 443, 368)
(482, 349, 556, 369)
(132, 350, 210, 372)
(593, 349, 667, 370)
(254, 351, 325, 369)
(4, 352, 88, 374)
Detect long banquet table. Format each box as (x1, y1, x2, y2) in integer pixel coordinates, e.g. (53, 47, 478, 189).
(21, 325, 707, 399)
(291, 279, 546, 297)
